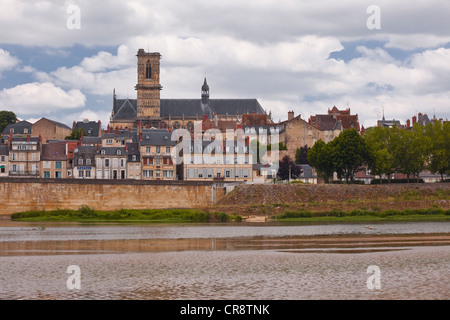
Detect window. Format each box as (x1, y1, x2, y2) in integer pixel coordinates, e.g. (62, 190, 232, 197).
(55, 161, 62, 169)
(78, 170, 84, 178)
(217, 172, 221, 178)
(55, 171, 62, 179)
(0, 156, 4, 162)
(146, 147, 151, 154)
(156, 158, 160, 166)
(156, 146, 160, 154)
(86, 159, 91, 165)
(132, 155, 136, 161)
(120, 159, 125, 167)
(225, 170, 230, 178)
(117, 150, 121, 155)
(85, 171, 91, 178)
(12, 165, 17, 173)
(43, 161, 51, 169)
(166, 147, 170, 154)
(106, 139, 113, 145)
(143, 170, 154, 178)
(78, 158, 83, 165)
(105, 159, 110, 167)
(11, 153, 16, 161)
(44, 171, 50, 178)
(156, 170, 161, 178)
(146, 60, 152, 79)
(101, 149, 106, 155)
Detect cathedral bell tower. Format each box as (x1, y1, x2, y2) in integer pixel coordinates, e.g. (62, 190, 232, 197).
(135, 49, 162, 119)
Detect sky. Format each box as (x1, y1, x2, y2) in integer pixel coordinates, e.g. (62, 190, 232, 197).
(0, 0, 449, 129)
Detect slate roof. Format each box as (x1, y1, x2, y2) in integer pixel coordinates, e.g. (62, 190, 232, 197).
(112, 98, 265, 121)
(0, 144, 9, 155)
(140, 129, 177, 146)
(74, 120, 102, 137)
(126, 142, 140, 162)
(98, 147, 127, 156)
(2, 121, 32, 135)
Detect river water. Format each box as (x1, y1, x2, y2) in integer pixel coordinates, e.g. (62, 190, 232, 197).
(0, 220, 449, 300)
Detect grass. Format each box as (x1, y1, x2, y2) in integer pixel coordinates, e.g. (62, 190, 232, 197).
(271, 207, 450, 222)
(11, 206, 242, 223)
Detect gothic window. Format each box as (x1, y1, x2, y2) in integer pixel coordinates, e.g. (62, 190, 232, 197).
(173, 121, 181, 130)
(146, 60, 152, 79)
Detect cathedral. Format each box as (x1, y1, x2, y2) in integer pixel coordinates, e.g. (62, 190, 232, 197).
(109, 49, 267, 132)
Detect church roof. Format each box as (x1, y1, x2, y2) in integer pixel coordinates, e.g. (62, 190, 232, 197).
(112, 98, 265, 121)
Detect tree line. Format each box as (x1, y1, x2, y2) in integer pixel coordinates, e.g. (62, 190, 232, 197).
(305, 121, 450, 183)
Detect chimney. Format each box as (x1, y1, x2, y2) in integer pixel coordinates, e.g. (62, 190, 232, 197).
(27, 134, 30, 142)
(288, 110, 294, 121)
(115, 126, 119, 134)
(8, 132, 12, 144)
(412, 116, 417, 125)
(139, 132, 143, 142)
(407, 119, 411, 127)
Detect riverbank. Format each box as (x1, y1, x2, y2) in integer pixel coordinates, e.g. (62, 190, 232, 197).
(9, 183, 450, 223)
(209, 183, 450, 221)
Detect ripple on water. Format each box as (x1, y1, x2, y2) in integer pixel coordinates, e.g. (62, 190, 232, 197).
(0, 246, 449, 300)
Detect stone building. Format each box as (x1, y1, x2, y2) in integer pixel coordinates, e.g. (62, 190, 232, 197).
(95, 146, 128, 180)
(181, 140, 253, 182)
(0, 144, 8, 177)
(31, 118, 72, 143)
(40, 141, 68, 179)
(7, 135, 41, 178)
(139, 129, 177, 180)
(126, 142, 141, 180)
(73, 146, 96, 179)
(278, 111, 321, 160)
(110, 49, 267, 131)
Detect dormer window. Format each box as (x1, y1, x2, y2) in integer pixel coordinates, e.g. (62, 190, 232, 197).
(117, 150, 121, 155)
(101, 150, 106, 155)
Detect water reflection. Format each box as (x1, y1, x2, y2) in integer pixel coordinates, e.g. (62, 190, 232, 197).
(0, 220, 449, 300)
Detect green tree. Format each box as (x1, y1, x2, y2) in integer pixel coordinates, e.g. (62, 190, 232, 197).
(0, 110, 17, 134)
(332, 129, 372, 183)
(364, 126, 396, 182)
(394, 125, 430, 182)
(65, 128, 85, 140)
(307, 139, 335, 183)
(425, 121, 450, 181)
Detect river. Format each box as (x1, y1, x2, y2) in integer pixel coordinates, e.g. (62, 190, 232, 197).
(0, 220, 449, 300)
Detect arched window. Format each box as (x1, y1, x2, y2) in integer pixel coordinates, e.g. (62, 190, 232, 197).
(101, 149, 106, 155)
(145, 60, 151, 79)
(117, 150, 122, 155)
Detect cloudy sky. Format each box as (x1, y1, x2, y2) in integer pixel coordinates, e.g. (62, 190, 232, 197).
(0, 0, 449, 128)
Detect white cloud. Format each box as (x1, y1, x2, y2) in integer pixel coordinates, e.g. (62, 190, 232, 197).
(0, 82, 86, 115)
(0, 48, 19, 73)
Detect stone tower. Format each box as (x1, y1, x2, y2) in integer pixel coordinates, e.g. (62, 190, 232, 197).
(135, 49, 162, 119)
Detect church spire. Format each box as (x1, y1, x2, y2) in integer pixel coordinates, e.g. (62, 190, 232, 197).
(201, 77, 210, 104)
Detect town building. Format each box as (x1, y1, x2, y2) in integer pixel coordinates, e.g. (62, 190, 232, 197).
(40, 141, 68, 179)
(181, 139, 253, 182)
(95, 146, 128, 179)
(31, 117, 72, 143)
(126, 142, 141, 180)
(7, 135, 41, 178)
(73, 146, 96, 179)
(0, 144, 8, 177)
(139, 129, 177, 180)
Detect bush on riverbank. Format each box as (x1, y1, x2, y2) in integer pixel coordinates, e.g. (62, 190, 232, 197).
(11, 206, 240, 223)
(274, 207, 450, 221)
